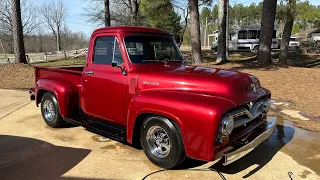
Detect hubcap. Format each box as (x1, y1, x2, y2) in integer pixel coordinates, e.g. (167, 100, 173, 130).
(146, 126, 171, 158)
(42, 100, 55, 121)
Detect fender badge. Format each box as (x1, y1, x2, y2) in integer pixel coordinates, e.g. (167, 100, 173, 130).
(142, 81, 160, 86)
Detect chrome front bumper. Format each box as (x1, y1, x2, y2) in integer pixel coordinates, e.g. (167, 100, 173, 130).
(221, 119, 277, 166)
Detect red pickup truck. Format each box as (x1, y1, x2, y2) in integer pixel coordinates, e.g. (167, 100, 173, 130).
(29, 26, 276, 169)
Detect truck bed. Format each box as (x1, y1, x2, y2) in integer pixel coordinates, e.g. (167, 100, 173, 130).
(34, 65, 83, 89)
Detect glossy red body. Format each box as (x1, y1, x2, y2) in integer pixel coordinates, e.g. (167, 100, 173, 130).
(33, 26, 270, 161)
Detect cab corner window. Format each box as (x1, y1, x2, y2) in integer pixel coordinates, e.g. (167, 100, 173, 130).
(93, 36, 123, 65)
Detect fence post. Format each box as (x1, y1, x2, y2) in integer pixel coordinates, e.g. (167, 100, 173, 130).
(43, 53, 47, 61)
(26, 55, 29, 63)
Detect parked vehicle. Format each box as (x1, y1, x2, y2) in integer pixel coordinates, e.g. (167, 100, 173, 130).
(29, 26, 276, 169)
(289, 36, 301, 47)
(211, 25, 278, 52)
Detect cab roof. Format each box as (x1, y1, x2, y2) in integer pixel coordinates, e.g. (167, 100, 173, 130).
(92, 26, 172, 36)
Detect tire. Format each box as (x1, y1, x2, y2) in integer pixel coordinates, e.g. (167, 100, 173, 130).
(211, 46, 217, 52)
(140, 116, 186, 169)
(40, 92, 65, 128)
(252, 45, 259, 53)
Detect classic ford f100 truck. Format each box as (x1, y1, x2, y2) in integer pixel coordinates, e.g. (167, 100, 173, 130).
(29, 26, 276, 169)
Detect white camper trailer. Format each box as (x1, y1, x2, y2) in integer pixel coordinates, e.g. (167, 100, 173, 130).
(210, 25, 278, 52)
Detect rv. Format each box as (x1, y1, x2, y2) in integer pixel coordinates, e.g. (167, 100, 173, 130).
(211, 25, 278, 52)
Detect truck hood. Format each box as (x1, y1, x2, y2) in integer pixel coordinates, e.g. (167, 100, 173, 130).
(136, 65, 269, 105)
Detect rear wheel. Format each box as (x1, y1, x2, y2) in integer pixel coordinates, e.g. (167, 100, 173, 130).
(252, 45, 259, 53)
(40, 92, 65, 128)
(140, 116, 186, 169)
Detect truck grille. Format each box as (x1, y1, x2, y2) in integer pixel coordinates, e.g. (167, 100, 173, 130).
(227, 97, 270, 129)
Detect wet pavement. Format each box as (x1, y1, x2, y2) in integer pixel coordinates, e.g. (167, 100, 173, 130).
(0, 89, 319, 180)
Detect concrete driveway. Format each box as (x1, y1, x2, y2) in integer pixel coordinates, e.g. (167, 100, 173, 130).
(0, 89, 319, 180)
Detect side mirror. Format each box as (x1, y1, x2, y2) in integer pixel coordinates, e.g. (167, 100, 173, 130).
(111, 59, 127, 76)
(112, 59, 119, 68)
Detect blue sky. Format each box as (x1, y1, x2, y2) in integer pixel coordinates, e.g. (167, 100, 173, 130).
(31, 0, 320, 37)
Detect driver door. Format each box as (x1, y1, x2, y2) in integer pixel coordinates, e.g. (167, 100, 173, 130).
(82, 35, 126, 126)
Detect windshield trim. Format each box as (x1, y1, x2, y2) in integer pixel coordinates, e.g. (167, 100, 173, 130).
(123, 34, 185, 65)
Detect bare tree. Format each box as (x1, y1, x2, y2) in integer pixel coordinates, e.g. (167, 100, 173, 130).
(216, 0, 228, 64)
(104, 0, 111, 26)
(258, 0, 277, 65)
(11, 0, 27, 64)
(279, 0, 296, 65)
(188, 0, 202, 64)
(173, 2, 189, 47)
(84, 0, 139, 26)
(0, 0, 38, 36)
(39, 0, 67, 52)
(131, 0, 139, 25)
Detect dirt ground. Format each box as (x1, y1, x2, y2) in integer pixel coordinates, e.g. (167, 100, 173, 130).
(0, 51, 319, 131)
(0, 89, 319, 180)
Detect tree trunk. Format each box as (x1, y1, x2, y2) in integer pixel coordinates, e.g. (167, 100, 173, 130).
(279, 0, 296, 65)
(216, 0, 227, 63)
(131, 0, 139, 25)
(188, 0, 202, 64)
(178, 7, 189, 47)
(258, 0, 277, 65)
(104, 0, 111, 26)
(56, 26, 61, 52)
(11, 0, 27, 64)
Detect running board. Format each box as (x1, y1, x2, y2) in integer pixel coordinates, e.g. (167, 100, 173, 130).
(64, 115, 126, 142)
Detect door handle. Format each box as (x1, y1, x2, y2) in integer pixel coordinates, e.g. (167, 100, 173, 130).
(85, 71, 94, 76)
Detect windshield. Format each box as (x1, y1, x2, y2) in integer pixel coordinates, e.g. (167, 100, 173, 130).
(124, 35, 183, 64)
(290, 37, 297, 41)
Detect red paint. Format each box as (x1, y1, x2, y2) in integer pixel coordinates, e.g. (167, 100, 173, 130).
(31, 26, 271, 161)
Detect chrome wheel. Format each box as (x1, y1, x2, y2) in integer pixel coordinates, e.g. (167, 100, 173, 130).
(146, 126, 171, 158)
(42, 100, 55, 122)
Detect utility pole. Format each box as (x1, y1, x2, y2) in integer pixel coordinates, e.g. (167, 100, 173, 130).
(204, 17, 208, 47)
(226, 0, 229, 57)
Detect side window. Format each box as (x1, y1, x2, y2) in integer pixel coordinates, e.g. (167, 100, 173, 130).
(238, 30, 247, 39)
(257, 30, 260, 39)
(248, 30, 257, 39)
(273, 30, 277, 38)
(93, 36, 123, 65)
(113, 39, 124, 64)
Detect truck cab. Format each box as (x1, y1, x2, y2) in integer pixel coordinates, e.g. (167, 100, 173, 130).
(30, 26, 276, 169)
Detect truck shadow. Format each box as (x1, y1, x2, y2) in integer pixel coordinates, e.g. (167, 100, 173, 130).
(210, 123, 295, 178)
(0, 135, 94, 180)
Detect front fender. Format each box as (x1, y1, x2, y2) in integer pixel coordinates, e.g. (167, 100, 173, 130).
(127, 90, 236, 161)
(36, 79, 79, 118)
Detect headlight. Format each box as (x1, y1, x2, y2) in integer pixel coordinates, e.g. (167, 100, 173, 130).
(220, 115, 234, 136)
(263, 99, 271, 113)
(249, 75, 261, 92)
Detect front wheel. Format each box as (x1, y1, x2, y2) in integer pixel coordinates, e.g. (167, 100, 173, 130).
(40, 92, 66, 128)
(140, 116, 186, 169)
(252, 45, 259, 53)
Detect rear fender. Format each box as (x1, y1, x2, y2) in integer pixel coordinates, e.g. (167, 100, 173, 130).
(126, 90, 235, 161)
(36, 79, 79, 118)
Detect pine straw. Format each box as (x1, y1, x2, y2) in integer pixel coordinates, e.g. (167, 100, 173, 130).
(0, 63, 34, 90)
